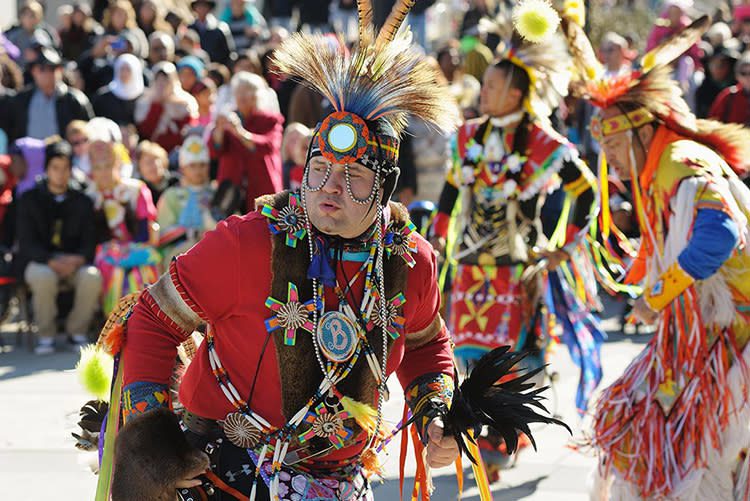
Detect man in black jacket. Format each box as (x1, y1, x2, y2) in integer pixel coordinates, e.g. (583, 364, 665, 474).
(7, 47, 94, 142)
(189, 0, 235, 66)
(18, 139, 101, 354)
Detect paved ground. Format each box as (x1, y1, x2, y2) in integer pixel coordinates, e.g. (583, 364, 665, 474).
(0, 296, 650, 500)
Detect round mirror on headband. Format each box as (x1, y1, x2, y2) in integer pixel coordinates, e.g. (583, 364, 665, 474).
(317, 111, 370, 165)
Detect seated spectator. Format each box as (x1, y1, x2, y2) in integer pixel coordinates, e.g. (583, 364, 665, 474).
(710, 52, 750, 125)
(65, 120, 91, 185)
(176, 28, 211, 64)
(8, 47, 93, 142)
(600, 32, 633, 76)
(207, 62, 233, 117)
(209, 71, 283, 210)
(147, 31, 175, 68)
(9, 136, 45, 196)
(92, 53, 144, 126)
(176, 54, 204, 93)
(297, 0, 332, 33)
(4, 1, 60, 69)
(87, 116, 135, 178)
(0, 60, 19, 152)
(232, 48, 262, 76)
(705, 22, 732, 51)
(134, 62, 198, 153)
(280, 122, 311, 190)
(0, 50, 23, 94)
(733, 6, 750, 49)
(220, 0, 266, 52)
(157, 136, 217, 264)
(189, 0, 236, 66)
(137, 0, 173, 38)
(695, 43, 739, 118)
(135, 140, 177, 203)
(0, 150, 23, 245)
(60, 2, 102, 62)
(86, 131, 158, 314)
(287, 83, 325, 128)
(102, 0, 148, 60)
(165, 11, 188, 38)
(17, 138, 101, 354)
(193, 77, 217, 128)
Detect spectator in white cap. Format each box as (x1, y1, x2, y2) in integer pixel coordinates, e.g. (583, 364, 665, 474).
(157, 135, 217, 263)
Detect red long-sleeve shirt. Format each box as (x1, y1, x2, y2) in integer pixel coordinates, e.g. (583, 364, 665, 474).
(136, 101, 195, 153)
(709, 84, 750, 126)
(209, 111, 284, 210)
(123, 211, 453, 437)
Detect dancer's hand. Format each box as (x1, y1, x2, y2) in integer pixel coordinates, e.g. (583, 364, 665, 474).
(538, 248, 569, 271)
(426, 418, 459, 468)
(633, 297, 658, 325)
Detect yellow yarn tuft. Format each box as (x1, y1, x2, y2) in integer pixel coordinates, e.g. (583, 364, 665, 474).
(513, 0, 561, 43)
(340, 396, 378, 434)
(76, 344, 114, 401)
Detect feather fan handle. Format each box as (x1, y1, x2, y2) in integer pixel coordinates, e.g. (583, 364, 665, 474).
(357, 0, 374, 43)
(439, 346, 571, 463)
(375, 0, 416, 49)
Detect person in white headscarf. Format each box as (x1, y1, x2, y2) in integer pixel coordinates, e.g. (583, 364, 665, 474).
(92, 54, 145, 126)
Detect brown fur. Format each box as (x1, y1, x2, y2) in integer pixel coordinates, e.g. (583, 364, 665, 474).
(256, 191, 410, 419)
(111, 408, 208, 501)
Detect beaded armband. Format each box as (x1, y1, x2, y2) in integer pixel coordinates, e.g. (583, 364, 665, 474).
(644, 261, 695, 312)
(122, 381, 171, 423)
(404, 372, 454, 444)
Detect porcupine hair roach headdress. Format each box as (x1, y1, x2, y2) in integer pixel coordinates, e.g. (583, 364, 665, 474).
(271, 0, 459, 204)
(562, 8, 750, 175)
(479, 0, 571, 121)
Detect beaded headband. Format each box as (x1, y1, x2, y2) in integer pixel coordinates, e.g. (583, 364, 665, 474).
(309, 111, 399, 174)
(590, 108, 655, 142)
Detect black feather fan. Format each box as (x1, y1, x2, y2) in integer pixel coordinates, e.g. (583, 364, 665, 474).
(441, 346, 571, 463)
(72, 400, 109, 451)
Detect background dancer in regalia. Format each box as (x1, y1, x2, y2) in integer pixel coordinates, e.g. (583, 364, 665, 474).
(430, 1, 603, 480)
(560, 9, 750, 499)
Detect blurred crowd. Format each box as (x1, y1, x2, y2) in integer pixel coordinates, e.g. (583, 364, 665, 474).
(0, 0, 748, 354)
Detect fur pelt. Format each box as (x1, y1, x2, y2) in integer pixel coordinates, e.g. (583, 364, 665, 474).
(256, 191, 410, 419)
(111, 408, 208, 501)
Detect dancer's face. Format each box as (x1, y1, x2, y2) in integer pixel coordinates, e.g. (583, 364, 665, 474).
(598, 107, 654, 181)
(304, 156, 381, 239)
(480, 65, 523, 118)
